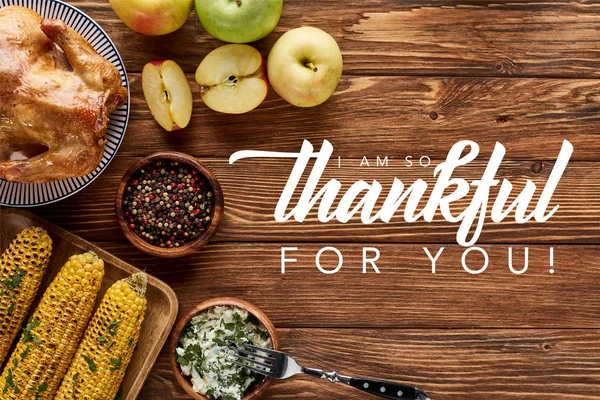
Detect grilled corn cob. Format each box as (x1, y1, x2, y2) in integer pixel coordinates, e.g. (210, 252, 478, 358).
(0, 251, 104, 399)
(55, 272, 148, 400)
(0, 227, 52, 366)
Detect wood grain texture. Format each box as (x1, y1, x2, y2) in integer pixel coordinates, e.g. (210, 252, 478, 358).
(119, 74, 600, 160)
(33, 157, 600, 244)
(142, 328, 600, 399)
(65, 0, 600, 77)
(17, 0, 600, 398)
(95, 241, 600, 329)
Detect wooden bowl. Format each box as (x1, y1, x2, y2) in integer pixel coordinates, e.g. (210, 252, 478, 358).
(170, 297, 280, 400)
(115, 151, 224, 258)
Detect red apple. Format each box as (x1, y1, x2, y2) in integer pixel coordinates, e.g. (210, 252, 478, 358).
(195, 44, 268, 114)
(142, 60, 193, 131)
(110, 0, 193, 36)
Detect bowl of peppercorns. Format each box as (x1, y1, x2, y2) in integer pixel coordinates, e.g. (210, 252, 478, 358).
(116, 151, 224, 258)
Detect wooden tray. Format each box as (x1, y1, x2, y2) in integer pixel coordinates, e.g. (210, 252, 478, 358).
(0, 208, 178, 400)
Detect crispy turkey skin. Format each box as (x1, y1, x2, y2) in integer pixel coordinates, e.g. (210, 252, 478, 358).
(0, 6, 128, 183)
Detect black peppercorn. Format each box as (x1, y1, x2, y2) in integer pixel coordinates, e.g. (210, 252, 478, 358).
(123, 160, 215, 248)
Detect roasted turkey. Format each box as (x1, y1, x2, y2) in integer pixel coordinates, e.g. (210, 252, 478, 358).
(0, 6, 128, 183)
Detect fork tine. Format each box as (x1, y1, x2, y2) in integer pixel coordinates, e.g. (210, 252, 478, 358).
(231, 347, 275, 362)
(237, 342, 279, 356)
(233, 361, 274, 378)
(234, 353, 275, 370)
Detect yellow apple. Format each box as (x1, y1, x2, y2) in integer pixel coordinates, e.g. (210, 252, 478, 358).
(142, 60, 193, 131)
(267, 27, 343, 107)
(195, 44, 268, 114)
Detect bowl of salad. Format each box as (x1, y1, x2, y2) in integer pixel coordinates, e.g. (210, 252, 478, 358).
(170, 297, 280, 400)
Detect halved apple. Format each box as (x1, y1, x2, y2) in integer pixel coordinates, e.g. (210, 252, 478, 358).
(195, 44, 268, 114)
(142, 60, 193, 131)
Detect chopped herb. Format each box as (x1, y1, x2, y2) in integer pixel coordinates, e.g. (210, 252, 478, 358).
(1, 268, 26, 291)
(12, 358, 17, 368)
(7, 301, 15, 316)
(96, 337, 107, 344)
(25, 317, 40, 331)
(20, 346, 30, 361)
(107, 341, 115, 350)
(71, 373, 79, 399)
(107, 320, 120, 336)
(246, 314, 259, 326)
(82, 355, 97, 372)
(177, 356, 189, 366)
(109, 357, 122, 371)
(22, 318, 41, 345)
(224, 322, 236, 330)
(128, 338, 135, 347)
(28, 382, 47, 393)
(3, 368, 18, 394)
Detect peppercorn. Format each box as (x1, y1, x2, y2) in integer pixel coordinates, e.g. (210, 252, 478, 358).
(123, 160, 215, 248)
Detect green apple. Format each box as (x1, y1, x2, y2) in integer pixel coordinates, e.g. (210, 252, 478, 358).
(110, 0, 193, 35)
(195, 0, 283, 43)
(267, 27, 343, 107)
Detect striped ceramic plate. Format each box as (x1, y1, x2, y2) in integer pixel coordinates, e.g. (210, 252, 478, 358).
(0, 0, 129, 206)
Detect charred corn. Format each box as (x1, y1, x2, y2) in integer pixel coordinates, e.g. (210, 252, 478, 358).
(55, 272, 148, 400)
(0, 227, 52, 366)
(0, 251, 104, 399)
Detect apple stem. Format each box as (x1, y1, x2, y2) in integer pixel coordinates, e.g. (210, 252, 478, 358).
(306, 62, 318, 72)
(236, 0, 241, 5)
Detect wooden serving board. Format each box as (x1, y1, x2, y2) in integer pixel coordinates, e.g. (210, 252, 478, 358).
(0, 208, 179, 400)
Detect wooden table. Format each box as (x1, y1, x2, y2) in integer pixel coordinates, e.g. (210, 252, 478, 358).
(32, 1, 600, 399)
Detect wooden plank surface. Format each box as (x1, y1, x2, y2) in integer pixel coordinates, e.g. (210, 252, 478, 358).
(36, 157, 600, 243)
(141, 328, 600, 400)
(66, 0, 600, 77)
(18, 0, 600, 398)
(121, 74, 600, 160)
(97, 242, 600, 329)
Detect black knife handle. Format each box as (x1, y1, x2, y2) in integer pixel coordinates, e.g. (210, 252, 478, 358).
(301, 367, 429, 400)
(349, 377, 428, 400)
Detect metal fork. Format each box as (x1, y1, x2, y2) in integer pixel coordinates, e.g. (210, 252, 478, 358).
(227, 342, 430, 400)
